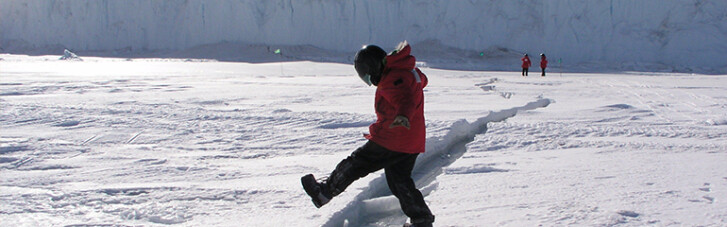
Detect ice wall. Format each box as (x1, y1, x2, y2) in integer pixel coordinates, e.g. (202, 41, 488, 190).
(1, 0, 726, 70)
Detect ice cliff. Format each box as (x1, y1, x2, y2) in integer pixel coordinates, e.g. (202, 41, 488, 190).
(1, 0, 725, 72)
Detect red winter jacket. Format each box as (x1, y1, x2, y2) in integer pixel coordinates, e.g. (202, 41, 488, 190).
(365, 44, 428, 154)
(540, 56, 548, 68)
(521, 56, 531, 68)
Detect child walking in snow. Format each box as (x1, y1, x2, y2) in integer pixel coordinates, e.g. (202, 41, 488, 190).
(301, 41, 435, 227)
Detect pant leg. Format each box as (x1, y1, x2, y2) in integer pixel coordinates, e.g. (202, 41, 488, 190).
(385, 154, 435, 224)
(325, 141, 398, 197)
(542, 67, 546, 76)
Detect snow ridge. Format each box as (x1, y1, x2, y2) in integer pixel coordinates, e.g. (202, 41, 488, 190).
(323, 98, 552, 226)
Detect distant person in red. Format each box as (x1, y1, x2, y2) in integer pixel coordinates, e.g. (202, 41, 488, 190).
(540, 53, 548, 77)
(521, 54, 532, 76)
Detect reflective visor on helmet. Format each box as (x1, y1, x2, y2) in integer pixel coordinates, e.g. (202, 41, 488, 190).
(359, 74, 372, 86)
(354, 61, 372, 86)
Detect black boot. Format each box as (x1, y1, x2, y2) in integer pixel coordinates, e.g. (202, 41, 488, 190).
(301, 174, 332, 208)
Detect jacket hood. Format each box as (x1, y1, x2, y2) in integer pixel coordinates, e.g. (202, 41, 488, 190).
(385, 42, 416, 71)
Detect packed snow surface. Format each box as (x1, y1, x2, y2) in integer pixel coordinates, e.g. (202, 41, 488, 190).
(1, 54, 726, 226)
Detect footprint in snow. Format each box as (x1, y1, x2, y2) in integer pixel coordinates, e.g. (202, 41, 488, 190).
(617, 210, 639, 218)
(53, 120, 81, 127)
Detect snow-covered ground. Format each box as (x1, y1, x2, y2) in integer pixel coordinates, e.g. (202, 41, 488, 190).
(1, 54, 725, 226)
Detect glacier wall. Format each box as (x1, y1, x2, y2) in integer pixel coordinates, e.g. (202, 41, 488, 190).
(1, 0, 726, 71)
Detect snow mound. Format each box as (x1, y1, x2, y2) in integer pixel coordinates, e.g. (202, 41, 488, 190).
(704, 118, 727, 126)
(444, 163, 509, 175)
(59, 49, 82, 61)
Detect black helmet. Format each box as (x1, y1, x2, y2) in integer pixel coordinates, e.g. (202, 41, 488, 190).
(354, 45, 387, 86)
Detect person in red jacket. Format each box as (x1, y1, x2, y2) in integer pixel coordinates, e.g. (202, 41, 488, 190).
(540, 53, 548, 77)
(302, 41, 435, 227)
(521, 53, 532, 76)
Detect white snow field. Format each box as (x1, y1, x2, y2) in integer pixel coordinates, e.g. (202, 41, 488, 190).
(1, 54, 726, 226)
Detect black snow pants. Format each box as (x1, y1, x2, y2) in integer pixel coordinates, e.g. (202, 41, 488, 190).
(325, 141, 435, 224)
(522, 67, 529, 76)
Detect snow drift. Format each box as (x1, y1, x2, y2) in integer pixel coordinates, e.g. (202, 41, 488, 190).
(1, 0, 726, 73)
